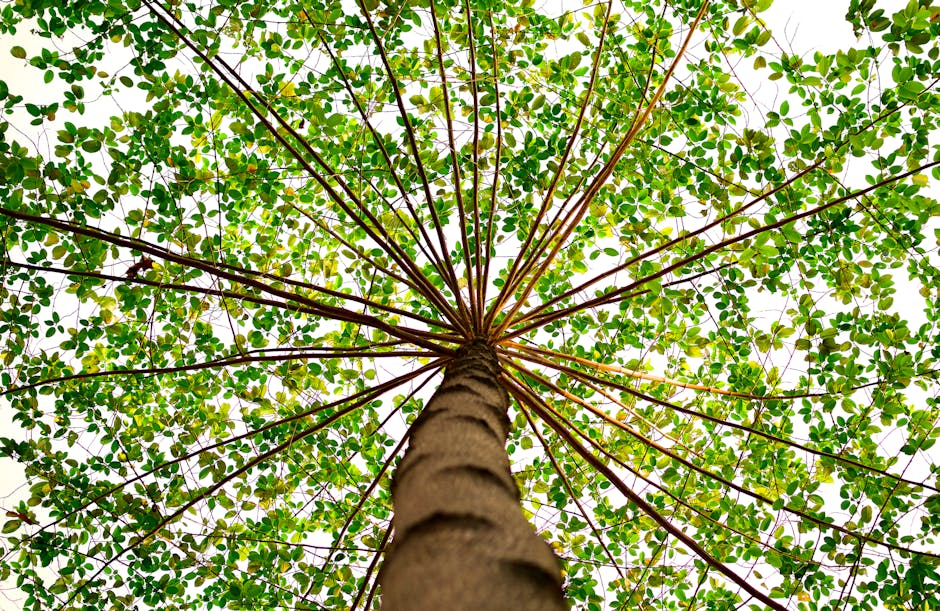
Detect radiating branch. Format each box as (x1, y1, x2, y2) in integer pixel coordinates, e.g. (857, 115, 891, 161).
(489, 2, 710, 340)
(519, 400, 628, 584)
(483, 0, 614, 331)
(501, 371, 792, 611)
(143, 0, 467, 334)
(508, 95, 934, 332)
(2, 345, 428, 397)
(503, 157, 940, 339)
(57, 386, 385, 610)
(502, 351, 701, 461)
(31, 361, 445, 537)
(480, 12, 504, 322)
(509, 359, 940, 562)
(505, 340, 821, 400)
(315, 29, 453, 296)
(318, 371, 435, 571)
(2, 258, 455, 333)
(508, 371, 822, 572)
(463, 0, 484, 334)
(355, 0, 467, 316)
(350, 527, 392, 611)
(0, 207, 455, 352)
(509, 346, 940, 495)
(428, 0, 476, 331)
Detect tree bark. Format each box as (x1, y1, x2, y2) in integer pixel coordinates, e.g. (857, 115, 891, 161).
(379, 340, 566, 611)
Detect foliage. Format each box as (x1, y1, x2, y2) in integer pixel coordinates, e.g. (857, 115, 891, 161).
(0, 0, 939, 609)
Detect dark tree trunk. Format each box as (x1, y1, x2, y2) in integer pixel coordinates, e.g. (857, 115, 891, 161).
(379, 340, 566, 611)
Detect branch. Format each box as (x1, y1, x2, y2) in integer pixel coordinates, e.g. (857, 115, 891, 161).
(503, 157, 940, 339)
(490, 1, 711, 340)
(502, 371, 792, 611)
(3, 258, 455, 333)
(480, 12, 504, 322)
(505, 340, 823, 400)
(508, 97, 936, 333)
(463, 0, 484, 333)
(30, 361, 445, 536)
(354, 0, 466, 313)
(349, 527, 391, 611)
(317, 371, 435, 571)
(508, 345, 940, 495)
(508, 359, 940, 562)
(143, 0, 467, 334)
(2, 345, 427, 397)
(315, 28, 453, 298)
(429, 0, 476, 329)
(0, 207, 454, 352)
(519, 400, 627, 584)
(483, 0, 614, 331)
(501, 350, 702, 461)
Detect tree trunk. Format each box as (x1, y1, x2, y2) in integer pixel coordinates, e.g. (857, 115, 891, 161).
(379, 340, 566, 611)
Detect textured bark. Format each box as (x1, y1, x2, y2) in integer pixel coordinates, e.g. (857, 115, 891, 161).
(379, 340, 566, 611)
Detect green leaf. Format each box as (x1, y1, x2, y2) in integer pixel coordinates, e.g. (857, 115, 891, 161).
(899, 80, 926, 100)
(2, 520, 20, 534)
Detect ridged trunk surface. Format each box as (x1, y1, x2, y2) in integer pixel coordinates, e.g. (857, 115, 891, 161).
(379, 340, 566, 611)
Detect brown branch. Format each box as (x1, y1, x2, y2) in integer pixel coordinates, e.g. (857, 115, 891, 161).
(501, 371, 792, 611)
(501, 349, 701, 460)
(483, 0, 614, 332)
(0, 207, 453, 352)
(463, 0, 484, 334)
(2, 345, 427, 397)
(510, 358, 939, 563)
(315, 28, 453, 296)
(56, 373, 401, 611)
(519, 400, 628, 584)
(509, 345, 940, 495)
(505, 341, 821, 400)
(3, 258, 454, 333)
(143, 0, 467, 334)
(503, 157, 940, 339)
(303, 374, 434, 600)
(509, 93, 932, 331)
(354, 0, 466, 314)
(522, 258, 736, 327)
(33, 361, 445, 536)
(480, 13, 504, 324)
(318, 390, 418, 570)
(506, 371, 841, 601)
(516, 385, 884, 586)
(350, 527, 391, 611)
(490, 2, 711, 340)
(428, 0, 476, 329)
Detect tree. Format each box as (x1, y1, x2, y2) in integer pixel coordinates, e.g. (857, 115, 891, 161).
(0, 0, 938, 608)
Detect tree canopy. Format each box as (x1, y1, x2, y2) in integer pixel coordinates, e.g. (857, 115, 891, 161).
(0, 0, 939, 609)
